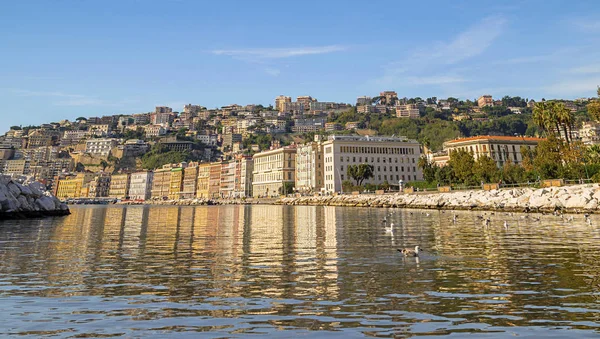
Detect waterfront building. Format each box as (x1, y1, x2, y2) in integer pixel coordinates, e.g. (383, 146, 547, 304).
(252, 146, 296, 198)
(196, 163, 211, 198)
(442, 135, 544, 168)
(295, 138, 324, 193)
(180, 163, 198, 199)
(219, 160, 236, 198)
(322, 135, 423, 193)
(151, 166, 172, 200)
(109, 173, 130, 199)
(234, 155, 253, 198)
(56, 173, 96, 199)
(168, 166, 185, 200)
(129, 171, 153, 200)
(87, 174, 111, 198)
(208, 162, 222, 199)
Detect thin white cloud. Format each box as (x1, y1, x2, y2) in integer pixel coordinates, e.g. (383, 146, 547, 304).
(370, 16, 505, 89)
(411, 16, 506, 66)
(211, 45, 347, 59)
(570, 64, 600, 74)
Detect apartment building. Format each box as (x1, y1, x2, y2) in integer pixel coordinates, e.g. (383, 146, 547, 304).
(396, 104, 420, 118)
(87, 174, 111, 198)
(443, 136, 544, 168)
(168, 167, 184, 200)
(109, 173, 130, 199)
(292, 118, 326, 133)
(196, 162, 211, 198)
(144, 125, 167, 137)
(151, 166, 172, 200)
(252, 146, 296, 197)
(295, 138, 324, 193)
(129, 171, 153, 200)
(234, 155, 253, 198)
(208, 162, 222, 199)
(322, 135, 423, 193)
(2, 159, 31, 175)
(275, 95, 292, 112)
(478, 95, 494, 107)
(85, 138, 119, 156)
(56, 173, 96, 199)
(180, 163, 198, 199)
(579, 122, 600, 145)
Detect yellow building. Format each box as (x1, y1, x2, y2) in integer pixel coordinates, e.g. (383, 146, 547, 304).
(196, 163, 211, 198)
(252, 146, 297, 198)
(477, 95, 493, 107)
(56, 173, 95, 199)
(151, 166, 172, 200)
(168, 167, 184, 200)
(180, 163, 198, 199)
(109, 173, 130, 199)
(443, 135, 545, 168)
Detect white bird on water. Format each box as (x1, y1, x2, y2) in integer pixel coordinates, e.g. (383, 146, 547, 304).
(386, 222, 395, 233)
(503, 221, 508, 228)
(397, 245, 422, 257)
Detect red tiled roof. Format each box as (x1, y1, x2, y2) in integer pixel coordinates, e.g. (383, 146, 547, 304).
(445, 135, 545, 144)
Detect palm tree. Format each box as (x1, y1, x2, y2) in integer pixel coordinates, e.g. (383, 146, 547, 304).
(552, 102, 573, 145)
(532, 101, 551, 135)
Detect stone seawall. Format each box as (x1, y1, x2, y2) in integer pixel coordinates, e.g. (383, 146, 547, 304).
(276, 184, 600, 214)
(0, 177, 70, 219)
(117, 197, 278, 206)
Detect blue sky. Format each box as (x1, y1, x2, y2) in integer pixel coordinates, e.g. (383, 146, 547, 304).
(1, 0, 600, 132)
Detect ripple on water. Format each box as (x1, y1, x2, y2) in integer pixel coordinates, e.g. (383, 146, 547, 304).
(1, 205, 600, 337)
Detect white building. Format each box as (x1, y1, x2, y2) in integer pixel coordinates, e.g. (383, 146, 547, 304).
(579, 122, 600, 145)
(295, 137, 324, 193)
(85, 138, 119, 156)
(144, 125, 167, 137)
(129, 171, 154, 200)
(322, 135, 423, 193)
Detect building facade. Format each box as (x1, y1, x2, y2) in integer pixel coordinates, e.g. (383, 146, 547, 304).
(56, 173, 95, 199)
(109, 173, 130, 199)
(396, 104, 420, 118)
(88, 174, 111, 198)
(442, 136, 544, 168)
(151, 166, 172, 199)
(129, 171, 153, 200)
(295, 139, 324, 193)
(180, 163, 198, 199)
(252, 146, 297, 198)
(196, 163, 211, 198)
(478, 95, 494, 107)
(85, 138, 119, 156)
(322, 135, 423, 193)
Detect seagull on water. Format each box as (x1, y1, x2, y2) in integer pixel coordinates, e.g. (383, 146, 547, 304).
(397, 245, 422, 257)
(386, 222, 394, 233)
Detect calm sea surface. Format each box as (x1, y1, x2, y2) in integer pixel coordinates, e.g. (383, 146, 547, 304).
(1, 205, 600, 338)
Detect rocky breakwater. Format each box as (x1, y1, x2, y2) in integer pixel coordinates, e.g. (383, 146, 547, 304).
(277, 184, 600, 214)
(0, 177, 70, 219)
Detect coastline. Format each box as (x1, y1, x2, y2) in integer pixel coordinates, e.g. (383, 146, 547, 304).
(276, 183, 600, 214)
(104, 183, 600, 214)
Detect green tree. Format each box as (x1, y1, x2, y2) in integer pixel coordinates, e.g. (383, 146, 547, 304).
(418, 157, 437, 183)
(75, 162, 85, 172)
(447, 149, 476, 185)
(473, 155, 500, 183)
(533, 135, 564, 179)
(347, 163, 374, 186)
